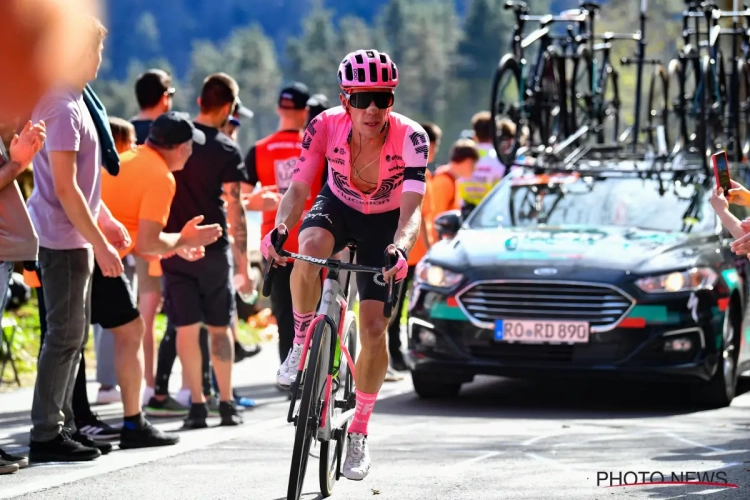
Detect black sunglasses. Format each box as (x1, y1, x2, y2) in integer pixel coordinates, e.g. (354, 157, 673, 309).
(344, 91, 395, 110)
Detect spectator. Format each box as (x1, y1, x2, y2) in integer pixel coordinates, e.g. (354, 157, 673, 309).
(26, 16, 177, 463)
(92, 117, 137, 405)
(385, 122, 442, 377)
(245, 82, 328, 376)
(0, 119, 46, 474)
(306, 93, 329, 124)
(131, 69, 175, 144)
(160, 73, 251, 428)
(431, 138, 480, 217)
(457, 111, 509, 219)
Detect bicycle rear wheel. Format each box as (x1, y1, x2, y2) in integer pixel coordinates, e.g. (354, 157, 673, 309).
(595, 63, 620, 144)
(287, 320, 330, 500)
(490, 54, 523, 166)
(319, 311, 357, 497)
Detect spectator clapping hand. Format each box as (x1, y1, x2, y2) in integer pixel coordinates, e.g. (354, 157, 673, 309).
(9, 120, 46, 167)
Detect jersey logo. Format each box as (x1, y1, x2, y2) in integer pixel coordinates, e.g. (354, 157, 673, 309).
(274, 157, 297, 194)
(371, 172, 404, 201)
(385, 154, 403, 162)
(302, 134, 312, 150)
(326, 156, 345, 165)
(415, 145, 429, 160)
(331, 170, 363, 200)
(409, 131, 427, 147)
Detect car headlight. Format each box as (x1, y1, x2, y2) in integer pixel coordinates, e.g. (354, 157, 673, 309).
(415, 262, 464, 288)
(635, 267, 718, 293)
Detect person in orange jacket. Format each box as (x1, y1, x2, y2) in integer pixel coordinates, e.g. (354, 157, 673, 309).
(385, 122, 442, 375)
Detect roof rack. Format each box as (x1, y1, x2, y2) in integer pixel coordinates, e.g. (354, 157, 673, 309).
(513, 141, 707, 175)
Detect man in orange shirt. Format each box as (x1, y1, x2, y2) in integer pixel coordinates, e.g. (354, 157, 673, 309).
(431, 138, 480, 217)
(243, 82, 326, 375)
(385, 122, 442, 374)
(98, 112, 224, 441)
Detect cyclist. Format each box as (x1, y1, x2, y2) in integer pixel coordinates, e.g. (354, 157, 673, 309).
(263, 49, 428, 481)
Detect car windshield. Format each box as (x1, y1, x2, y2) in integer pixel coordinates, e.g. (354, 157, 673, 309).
(468, 172, 716, 234)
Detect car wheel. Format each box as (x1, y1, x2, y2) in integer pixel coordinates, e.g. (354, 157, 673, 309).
(696, 304, 739, 408)
(411, 371, 462, 399)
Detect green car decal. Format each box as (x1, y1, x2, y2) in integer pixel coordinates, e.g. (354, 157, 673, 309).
(625, 305, 681, 324)
(429, 301, 468, 321)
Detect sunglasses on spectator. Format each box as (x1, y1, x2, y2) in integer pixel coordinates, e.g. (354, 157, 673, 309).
(344, 91, 395, 110)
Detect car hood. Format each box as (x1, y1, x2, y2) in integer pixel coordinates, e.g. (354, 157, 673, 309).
(428, 225, 714, 273)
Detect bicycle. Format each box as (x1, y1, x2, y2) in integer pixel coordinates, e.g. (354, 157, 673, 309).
(261, 231, 402, 500)
(490, 0, 591, 164)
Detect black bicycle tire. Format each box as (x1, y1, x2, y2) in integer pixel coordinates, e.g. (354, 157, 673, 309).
(569, 44, 593, 139)
(667, 58, 686, 153)
(535, 48, 566, 145)
(318, 314, 356, 496)
(646, 64, 669, 153)
(596, 64, 620, 144)
(287, 320, 330, 500)
(490, 54, 523, 166)
(700, 54, 718, 163)
(737, 59, 750, 160)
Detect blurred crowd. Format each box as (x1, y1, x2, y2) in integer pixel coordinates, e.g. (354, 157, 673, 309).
(0, 8, 514, 474)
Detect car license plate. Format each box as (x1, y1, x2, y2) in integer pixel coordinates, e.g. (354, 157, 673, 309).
(494, 319, 589, 343)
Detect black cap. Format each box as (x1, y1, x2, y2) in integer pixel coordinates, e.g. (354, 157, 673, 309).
(233, 97, 254, 119)
(148, 112, 206, 147)
(278, 82, 310, 110)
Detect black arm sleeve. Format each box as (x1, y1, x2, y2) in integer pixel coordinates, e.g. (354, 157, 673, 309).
(244, 145, 259, 185)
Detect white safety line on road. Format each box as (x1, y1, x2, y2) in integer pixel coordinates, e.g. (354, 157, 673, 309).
(455, 451, 501, 467)
(662, 431, 730, 454)
(525, 452, 578, 472)
(520, 431, 568, 446)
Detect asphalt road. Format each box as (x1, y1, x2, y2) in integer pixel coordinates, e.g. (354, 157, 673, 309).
(1, 344, 750, 500)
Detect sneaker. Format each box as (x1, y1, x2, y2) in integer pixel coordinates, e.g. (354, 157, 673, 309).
(182, 403, 208, 430)
(76, 413, 120, 440)
(144, 396, 189, 418)
(0, 461, 18, 475)
(0, 448, 28, 469)
(235, 342, 262, 363)
(343, 433, 371, 481)
(120, 420, 180, 450)
(207, 395, 245, 416)
(219, 400, 243, 426)
(277, 344, 304, 388)
(96, 387, 121, 405)
(29, 429, 101, 463)
(384, 366, 404, 382)
(72, 432, 112, 455)
(235, 395, 257, 409)
(142, 386, 155, 406)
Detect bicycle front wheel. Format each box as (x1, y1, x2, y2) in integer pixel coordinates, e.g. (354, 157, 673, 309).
(287, 320, 330, 500)
(319, 311, 357, 497)
(646, 65, 669, 153)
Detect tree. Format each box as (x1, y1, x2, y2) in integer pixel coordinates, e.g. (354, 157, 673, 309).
(285, 1, 340, 96)
(187, 25, 282, 149)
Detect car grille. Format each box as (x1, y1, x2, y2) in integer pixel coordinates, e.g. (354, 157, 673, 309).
(456, 281, 634, 332)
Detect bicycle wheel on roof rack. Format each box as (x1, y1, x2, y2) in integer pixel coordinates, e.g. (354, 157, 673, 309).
(646, 65, 670, 154)
(737, 58, 750, 162)
(595, 63, 620, 144)
(490, 54, 523, 167)
(533, 49, 566, 147)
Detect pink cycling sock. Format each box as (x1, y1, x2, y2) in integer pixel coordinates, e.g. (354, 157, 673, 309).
(293, 309, 315, 345)
(347, 389, 378, 436)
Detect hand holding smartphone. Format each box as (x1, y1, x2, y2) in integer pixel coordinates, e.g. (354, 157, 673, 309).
(712, 150, 732, 195)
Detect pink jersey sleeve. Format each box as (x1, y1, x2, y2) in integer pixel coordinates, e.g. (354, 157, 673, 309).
(292, 114, 328, 185)
(401, 124, 429, 195)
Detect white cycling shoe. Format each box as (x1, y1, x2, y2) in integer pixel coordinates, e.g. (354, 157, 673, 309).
(343, 433, 371, 481)
(277, 344, 304, 388)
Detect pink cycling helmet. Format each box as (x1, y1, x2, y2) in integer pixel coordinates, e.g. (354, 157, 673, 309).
(337, 49, 399, 90)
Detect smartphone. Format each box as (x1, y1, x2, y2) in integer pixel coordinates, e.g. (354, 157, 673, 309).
(0, 140, 8, 169)
(712, 150, 731, 195)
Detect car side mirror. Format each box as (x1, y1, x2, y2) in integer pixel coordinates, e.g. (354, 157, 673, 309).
(434, 210, 462, 240)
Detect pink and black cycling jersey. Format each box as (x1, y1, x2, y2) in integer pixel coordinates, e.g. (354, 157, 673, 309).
(291, 106, 428, 214)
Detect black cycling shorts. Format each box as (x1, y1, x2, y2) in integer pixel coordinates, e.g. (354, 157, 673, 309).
(298, 184, 399, 303)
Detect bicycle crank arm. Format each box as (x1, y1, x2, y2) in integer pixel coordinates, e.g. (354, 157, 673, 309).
(332, 409, 356, 432)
